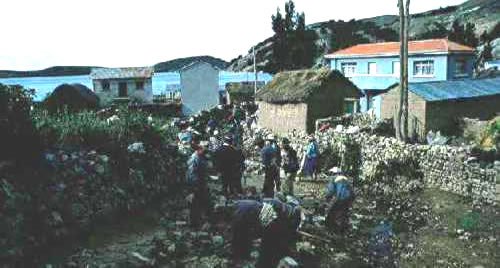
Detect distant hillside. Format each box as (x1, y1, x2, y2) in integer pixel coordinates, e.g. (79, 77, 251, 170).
(0, 56, 229, 78)
(153, 55, 228, 72)
(0, 66, 98, 78)
(227, 0, 500, 72)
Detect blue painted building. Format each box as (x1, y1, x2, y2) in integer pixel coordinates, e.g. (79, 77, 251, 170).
(324, 39, 476, 118)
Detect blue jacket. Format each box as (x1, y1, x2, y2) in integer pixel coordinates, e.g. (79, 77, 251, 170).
(325, 178, 352, 201)
(260, 144, 276, 167)
(305, 141, 318, 158)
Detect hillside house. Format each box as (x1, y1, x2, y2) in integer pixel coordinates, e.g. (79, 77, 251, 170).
(255, 68, 362, 134)
(325, 39, 476, 118)
(180, 61, 220, 115)
(381, 77, 500, 141)
(90, 67, 153, 106)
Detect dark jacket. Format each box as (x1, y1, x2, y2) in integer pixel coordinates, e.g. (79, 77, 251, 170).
(282, 146, 299, 173)
(215, 144, 245, 174)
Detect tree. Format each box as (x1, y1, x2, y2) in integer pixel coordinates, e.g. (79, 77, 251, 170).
(266, 0, 318, 73)
(396, 0, 410, 142)
(464, 22, 478, 47)
(448, 19, 465, 44)
(448, 20, 478, 47)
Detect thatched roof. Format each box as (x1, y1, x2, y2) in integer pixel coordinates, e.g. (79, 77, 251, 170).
(255, 68, 361, 103)
(44, 83, 99, 112)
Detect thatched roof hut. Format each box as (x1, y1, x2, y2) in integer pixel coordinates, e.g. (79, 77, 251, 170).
(44, 83, 99, 113)
(256, 68, 361, 104)
(256, 68, 361, 133)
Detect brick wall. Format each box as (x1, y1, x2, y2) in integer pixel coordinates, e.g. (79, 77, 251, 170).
(256, 101, 308, 134)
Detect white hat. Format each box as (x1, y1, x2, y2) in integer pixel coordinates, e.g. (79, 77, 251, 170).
(329, 167, 342, 174)
(266, 134, 275, 140)
(334, 175, 349, 182)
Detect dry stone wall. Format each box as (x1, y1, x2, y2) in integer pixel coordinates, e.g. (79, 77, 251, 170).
(248, 125, 497, 204)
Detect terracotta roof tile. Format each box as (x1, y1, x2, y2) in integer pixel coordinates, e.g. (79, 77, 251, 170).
(326, 39, 474, 58)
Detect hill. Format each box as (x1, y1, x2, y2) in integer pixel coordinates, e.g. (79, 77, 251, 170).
(0, 56, 228, 78)
(153, 55, 228, 72)
(227, 0, 500, 72)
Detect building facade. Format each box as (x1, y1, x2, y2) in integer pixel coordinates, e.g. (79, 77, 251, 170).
(325, 39, 476, 118)
(180, 61, 220, 115)
(380, 77, 500, 141)
(90, 67, 153, 106)
(256, 68, 361, 133)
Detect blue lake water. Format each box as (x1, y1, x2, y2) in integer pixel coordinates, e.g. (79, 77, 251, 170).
(0, 71, 273, 101)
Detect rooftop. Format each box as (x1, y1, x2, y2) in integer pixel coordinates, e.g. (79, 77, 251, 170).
(90, 67, 154, 80)
(256, 68, 361, 104)
(325, 39, 474, 58)
(403, 77, 500, 102)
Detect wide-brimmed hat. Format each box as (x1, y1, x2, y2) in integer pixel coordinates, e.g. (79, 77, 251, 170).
(334, 175, 349, 182)
(266, 134, 275, 140)
(329, 167, 342, 174)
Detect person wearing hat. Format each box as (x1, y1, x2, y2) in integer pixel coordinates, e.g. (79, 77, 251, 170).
(325, 167, 354, 233)
(281, 137, 300, 196)
(260, 134, 281, 197)
(214, 135, 245, 196)
(186, 142, 212, 227)
(230, 198, 303, 268)
(301, 135, 319, 180)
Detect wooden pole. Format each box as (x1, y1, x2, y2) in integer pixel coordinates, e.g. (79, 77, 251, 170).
(403, 0, 411, 141)
(397, 0, 404, 141)
(254, 46, 258, 98)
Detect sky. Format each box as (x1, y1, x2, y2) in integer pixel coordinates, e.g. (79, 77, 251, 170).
(0, 0, 467, 71)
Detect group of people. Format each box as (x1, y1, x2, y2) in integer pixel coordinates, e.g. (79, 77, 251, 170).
(180, 104, 355, 267)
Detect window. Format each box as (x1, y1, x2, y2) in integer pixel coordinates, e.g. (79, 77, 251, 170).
(341, 62, 357, 77)
(392, 61, 400, 75)
(119, 82, 128, 97)
(368, 62, 377, 75)
(413, 60, 434, 76)
(101, 80, 110, 91)
(455, 58, 467, 76)
(136, 80, 144, 90)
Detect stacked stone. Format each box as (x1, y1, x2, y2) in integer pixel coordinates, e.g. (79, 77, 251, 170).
(245, 124, 497, 203)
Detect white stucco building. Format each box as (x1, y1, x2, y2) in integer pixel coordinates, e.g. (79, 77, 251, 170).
(90, 67, 154, 106)
(180, 61, 220, 115)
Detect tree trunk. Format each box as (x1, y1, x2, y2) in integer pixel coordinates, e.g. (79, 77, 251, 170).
(402, 0, 410, 141)
(397, 0, 404, 141)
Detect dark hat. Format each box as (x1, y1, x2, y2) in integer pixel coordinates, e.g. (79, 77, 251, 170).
(282, 137, 290, 145)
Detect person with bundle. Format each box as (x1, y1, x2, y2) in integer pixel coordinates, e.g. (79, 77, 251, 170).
(324, 167, 354, 234)
(230, 198, 303, 268)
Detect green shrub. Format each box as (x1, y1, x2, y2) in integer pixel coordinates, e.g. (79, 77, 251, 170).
(0, 84, 43, 164)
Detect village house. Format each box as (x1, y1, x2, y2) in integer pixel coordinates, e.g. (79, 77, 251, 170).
(381, 77, 500, 141)
(90, 67, 154, 106)
(180, 61, 220, 115)
(324, 39, 476, 118)
(255, 68, 362, 133)
(225, 81, 265, 105)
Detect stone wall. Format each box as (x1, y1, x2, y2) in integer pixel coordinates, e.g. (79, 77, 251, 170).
(253, 126, 497, 204)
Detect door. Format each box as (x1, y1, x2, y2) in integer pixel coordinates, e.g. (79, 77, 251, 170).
(119, 82, 127, 97)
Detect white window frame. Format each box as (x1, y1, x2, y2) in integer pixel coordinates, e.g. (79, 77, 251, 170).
(454, 58, 467, 77)
(392, 61, 400, 76)
(413, 60, 434, 77)
(368, 62, 377, 75)
(341, 62, 357, 77)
